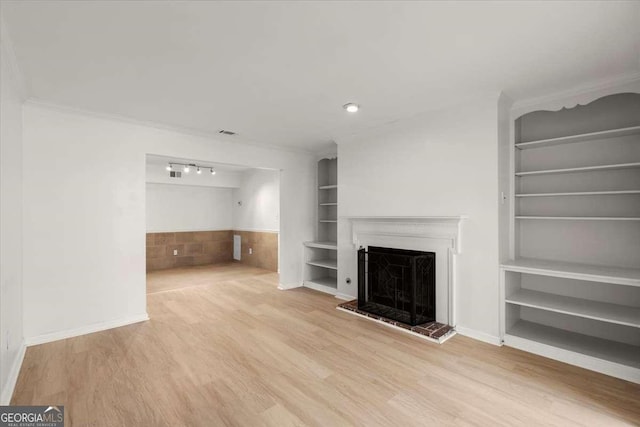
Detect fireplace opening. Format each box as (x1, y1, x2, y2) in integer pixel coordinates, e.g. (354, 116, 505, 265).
(357, 246, 435, 326)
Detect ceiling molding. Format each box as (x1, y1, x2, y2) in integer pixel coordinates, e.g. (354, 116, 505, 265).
(24, 98, 318, 156)
(511, 71, 640, 118)
(0, 15, 28, 100)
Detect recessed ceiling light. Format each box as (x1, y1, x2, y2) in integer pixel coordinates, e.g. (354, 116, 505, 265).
(343, 103, 359, 113)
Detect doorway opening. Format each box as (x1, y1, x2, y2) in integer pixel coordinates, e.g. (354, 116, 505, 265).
(144, 154, 281, 296)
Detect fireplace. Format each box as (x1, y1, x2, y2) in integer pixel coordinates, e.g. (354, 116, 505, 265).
(358, 246, 435, 326)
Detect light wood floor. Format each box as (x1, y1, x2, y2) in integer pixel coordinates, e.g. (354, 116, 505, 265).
(12, 263, 640, 426)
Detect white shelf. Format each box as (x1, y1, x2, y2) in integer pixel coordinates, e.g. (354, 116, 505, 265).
(515, 216, 640, 221)
(506, 321, 640, 371)
(515, 190, 640, 197)
(515, 125, 640, 150)
(501, 258, 640, 287)
(319, 202, 338, 206)
(516, 162, 640, 177)
(319, 220, 337, 223)
(304, 241, 337, 250)
(306, 259, 337, 270)
(506, 289, 640, 328)
(319, 185, 338, 190)
(304, 277, 338, 295)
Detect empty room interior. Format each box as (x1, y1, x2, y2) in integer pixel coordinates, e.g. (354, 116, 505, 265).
(0, 1, 639, 425)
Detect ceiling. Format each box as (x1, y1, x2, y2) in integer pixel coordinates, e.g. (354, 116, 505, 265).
(2, 1, 639, 152)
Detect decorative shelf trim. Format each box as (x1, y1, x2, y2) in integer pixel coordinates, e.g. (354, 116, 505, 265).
(319, 202, 338, 206)
(511, 74, 640, 119)
(516, 190, 640, 197)
(501, 258, 640, 287)
(515, 125, 640, 150)
(319, 185, 338, 190)
(319, 220, 337, 223)
(515, 216, 640, 221)
(516, 162, 640, 177)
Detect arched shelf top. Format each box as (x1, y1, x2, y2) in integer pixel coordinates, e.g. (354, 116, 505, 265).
(511, 76, 640, 120)
(517, 92, 640, 120)
(514, 92, 640, 145)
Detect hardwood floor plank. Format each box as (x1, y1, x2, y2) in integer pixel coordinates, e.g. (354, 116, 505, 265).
(10, 263, 640, 426)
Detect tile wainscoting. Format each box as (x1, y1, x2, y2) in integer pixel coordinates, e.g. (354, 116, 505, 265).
(234, 230, 279, 272)
(146, 230, 278, 272)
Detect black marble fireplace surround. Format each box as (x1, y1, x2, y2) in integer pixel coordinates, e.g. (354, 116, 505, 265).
(358, 246, 436, 326)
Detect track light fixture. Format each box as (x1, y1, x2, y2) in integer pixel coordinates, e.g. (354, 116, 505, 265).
(166, 163, 216, 177)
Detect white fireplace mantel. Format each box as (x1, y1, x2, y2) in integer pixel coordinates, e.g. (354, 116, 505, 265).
(346, 216, 467, 253)
(345, 215, 467, 327)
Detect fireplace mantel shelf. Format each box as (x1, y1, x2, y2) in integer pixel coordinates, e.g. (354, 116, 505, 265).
(346, 215, 467, 254)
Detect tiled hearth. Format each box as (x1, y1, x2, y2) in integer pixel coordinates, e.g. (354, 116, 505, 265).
(337, 300, 456, 344)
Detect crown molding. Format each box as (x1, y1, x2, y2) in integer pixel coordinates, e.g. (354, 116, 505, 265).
(23, 98, 319, 156)
(0, 16, 28, 100)
(511, 71, 640, 118)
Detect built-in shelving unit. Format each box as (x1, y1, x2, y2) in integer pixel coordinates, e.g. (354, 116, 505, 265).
(501, 90, 640, 384)
(303, 156, 338, 295)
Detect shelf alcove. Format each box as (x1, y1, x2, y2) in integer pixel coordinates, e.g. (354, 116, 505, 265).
(501, 90, 640, 384)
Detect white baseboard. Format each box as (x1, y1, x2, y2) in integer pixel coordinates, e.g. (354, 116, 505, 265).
(25, 313, 150, 347)
(334, 293, 355, 301)
(1, 341, 26, 405)
(277, 283, 302, 291)
(455, 325, 502, 346)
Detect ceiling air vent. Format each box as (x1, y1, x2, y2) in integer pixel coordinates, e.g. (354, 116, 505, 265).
(218, 129, 236, 136)
(169, 171, 182, 178)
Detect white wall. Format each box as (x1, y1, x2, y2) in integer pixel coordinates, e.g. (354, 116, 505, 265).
(22, 103, 315, 341)
(146, 184, 233, 232)
(0, 29, 25, 403)
(233, 169, 280, 232)
(336, 96, 502, 342)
